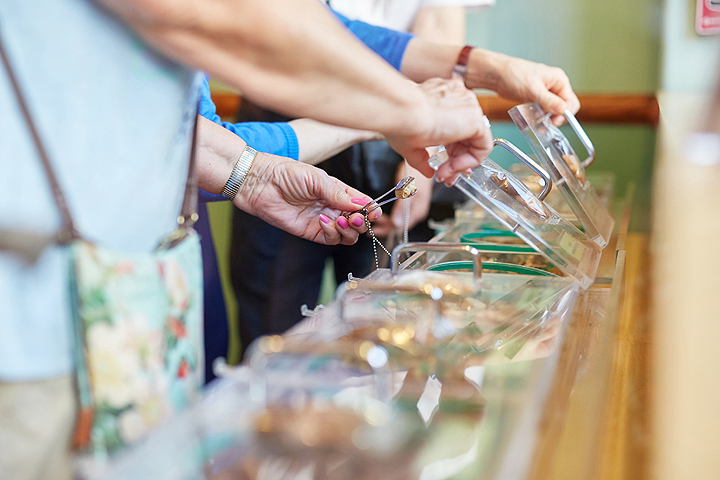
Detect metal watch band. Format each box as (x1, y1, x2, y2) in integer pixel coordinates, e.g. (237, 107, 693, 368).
(452, 45, 474, 82)
(221, 145, 258, 200)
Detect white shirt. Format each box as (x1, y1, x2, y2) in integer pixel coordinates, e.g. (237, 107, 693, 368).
(327, 0, 494, 33)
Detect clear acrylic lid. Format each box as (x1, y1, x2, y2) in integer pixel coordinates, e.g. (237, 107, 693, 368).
(429, 143, 601, 289)
(508, 103, 614, 247)
(334, 270, 578, 367)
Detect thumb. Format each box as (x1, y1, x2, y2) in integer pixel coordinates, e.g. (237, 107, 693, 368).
(322, 177, 357, 212)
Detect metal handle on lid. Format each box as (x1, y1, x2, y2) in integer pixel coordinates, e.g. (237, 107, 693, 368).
(391, 242, 482, 281)
(563, 109, 595, 168)
(492, 138, 552, 201)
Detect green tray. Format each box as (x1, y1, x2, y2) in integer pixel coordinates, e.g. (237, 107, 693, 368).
(460, 231, 537, 253)
(426, 260, 557, 277)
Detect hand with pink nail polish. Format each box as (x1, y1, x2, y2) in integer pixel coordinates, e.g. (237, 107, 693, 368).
(235, 153, 377, 246)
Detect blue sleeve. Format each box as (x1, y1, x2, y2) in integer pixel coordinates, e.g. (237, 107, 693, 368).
(198, 76, 300, 202)
(332, 11, 414, 72)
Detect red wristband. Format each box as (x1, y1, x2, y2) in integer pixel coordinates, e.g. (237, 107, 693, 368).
(452, 46, 474, 83)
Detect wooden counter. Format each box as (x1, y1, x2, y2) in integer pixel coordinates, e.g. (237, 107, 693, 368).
(650, 92, 720, 480)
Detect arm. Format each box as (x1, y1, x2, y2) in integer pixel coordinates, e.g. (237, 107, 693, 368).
(99, 0, 491, 177)
(195, 115, 379, 245)
(99, 0, 428, 136)
(288, 119, 380, 165)
(334, 7, 579, 125)
(401, 40, 580, 125)
(332, 8, 579, 124)
(410, 6, 466, 45)
(200, 76, 380, 167)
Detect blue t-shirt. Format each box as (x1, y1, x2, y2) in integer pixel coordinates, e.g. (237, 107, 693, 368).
(0, 1, 199, 380)
(334, 11, 412, 72)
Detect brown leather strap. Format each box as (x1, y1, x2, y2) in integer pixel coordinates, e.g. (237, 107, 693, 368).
(452, 45, 474, 83)
(0, 30, 79, 242)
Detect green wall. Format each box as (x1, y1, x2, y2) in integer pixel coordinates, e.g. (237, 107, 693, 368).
(467, 0, 662, 93)
(661, 0, 720, 92)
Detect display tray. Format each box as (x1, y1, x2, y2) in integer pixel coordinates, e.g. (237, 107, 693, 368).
(508, 104, 615, 248)
(429, 142, 602, 289)
(453, 171, 615, 227)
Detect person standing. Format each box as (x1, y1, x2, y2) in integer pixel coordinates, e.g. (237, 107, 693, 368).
(0, 0, 498, 476)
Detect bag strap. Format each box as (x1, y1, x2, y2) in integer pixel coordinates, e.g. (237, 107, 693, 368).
(0, 30, 200, 244)
(0, 30, 79, 243)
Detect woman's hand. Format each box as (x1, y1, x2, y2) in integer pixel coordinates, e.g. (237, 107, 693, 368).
(465, 49, 581, 126)
(235, 154, 380, 245)
(385, 78, 493, 183)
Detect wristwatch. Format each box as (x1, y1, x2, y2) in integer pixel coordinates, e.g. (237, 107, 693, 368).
(221, 145, 258, 200)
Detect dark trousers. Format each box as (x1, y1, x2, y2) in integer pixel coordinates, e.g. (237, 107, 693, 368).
(230, 209, 375, 358)
(195, 203, 229, 383)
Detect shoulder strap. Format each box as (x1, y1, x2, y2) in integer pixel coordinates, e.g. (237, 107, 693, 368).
(0, 30, 79, 242)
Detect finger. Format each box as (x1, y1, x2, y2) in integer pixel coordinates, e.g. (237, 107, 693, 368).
(319, 214, 342, 245)
(324, 178, 364, 212)
(347, 212, 368, 233)
(550, 114, 566, 127)
(552, 75, 581, 114)
(436, 147, 488, 183)
(335, 215, 360, 245)
(404, 149, 434, 178)
(536, 89, 567, 118)
(550, 90, 580, 127)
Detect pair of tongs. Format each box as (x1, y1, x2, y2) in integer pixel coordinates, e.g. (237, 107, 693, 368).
(343, 176, 417, 219)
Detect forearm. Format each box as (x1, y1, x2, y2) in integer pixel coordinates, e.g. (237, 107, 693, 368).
(288, 119, 380, 165)
(401, 39, 501, 91)
(196, 115, 244, 195)
(99, 0, 430, 135)
(410, 6, 466, 45)
(196, 114, 295, 215)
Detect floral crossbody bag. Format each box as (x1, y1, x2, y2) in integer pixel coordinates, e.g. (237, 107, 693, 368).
(1, 36, 205, 460)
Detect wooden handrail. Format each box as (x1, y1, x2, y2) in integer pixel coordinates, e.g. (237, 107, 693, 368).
(210, 92, 659, 127)
(476, 93, 659, 126)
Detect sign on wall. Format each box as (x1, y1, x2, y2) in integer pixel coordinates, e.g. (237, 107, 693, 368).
(697, 0, 720, 35)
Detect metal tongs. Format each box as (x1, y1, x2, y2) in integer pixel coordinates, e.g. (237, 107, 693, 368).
(343, 176, 417, 219)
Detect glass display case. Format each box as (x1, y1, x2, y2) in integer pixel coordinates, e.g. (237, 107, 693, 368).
(89, 109, 630, 480)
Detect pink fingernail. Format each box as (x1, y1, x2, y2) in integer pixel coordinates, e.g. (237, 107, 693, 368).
(337, 216, 349, 229)
(351, 198, 368, 206)
(319, 214, 331, 224)
(352, 216, 364, 227)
